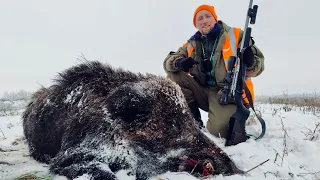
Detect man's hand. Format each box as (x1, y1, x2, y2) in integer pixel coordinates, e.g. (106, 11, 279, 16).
(175, 57, 199, 72)
(241, 47, 254, 68)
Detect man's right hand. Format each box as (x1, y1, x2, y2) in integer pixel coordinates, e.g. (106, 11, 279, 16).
(175, 57, 199, 72)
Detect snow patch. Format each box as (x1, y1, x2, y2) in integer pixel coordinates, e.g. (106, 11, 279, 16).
(44, 98, 52, 107)
(158, 148, 185, 163)
(74, 174, 92, 180)
(1, 103, 320, 179)
(99, 138, 138, 169)
(116, 169, 136, 180)
(64, 85, 83, 104)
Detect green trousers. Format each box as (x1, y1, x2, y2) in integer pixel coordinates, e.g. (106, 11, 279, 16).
(166, 71, 237, 138)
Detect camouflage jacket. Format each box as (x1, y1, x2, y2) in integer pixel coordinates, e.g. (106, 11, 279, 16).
(163, 20, 265, 88)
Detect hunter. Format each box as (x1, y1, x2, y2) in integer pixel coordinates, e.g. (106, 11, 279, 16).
(163, 4, 265, 139)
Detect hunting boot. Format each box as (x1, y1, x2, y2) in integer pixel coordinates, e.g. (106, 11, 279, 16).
(225, 117, 249, 146)
(188, 101, 204, 128)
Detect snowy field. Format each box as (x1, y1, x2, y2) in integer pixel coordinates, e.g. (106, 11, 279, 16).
(0, 101, 320, 180)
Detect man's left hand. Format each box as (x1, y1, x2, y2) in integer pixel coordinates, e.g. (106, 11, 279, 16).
(241, 47, 254, 68)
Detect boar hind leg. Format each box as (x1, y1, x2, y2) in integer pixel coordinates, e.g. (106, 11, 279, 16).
(50, 150, 117, 180)
(52, 165, 117, 180)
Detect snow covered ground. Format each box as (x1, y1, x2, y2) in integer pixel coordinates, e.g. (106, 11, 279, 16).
(0, 102, 319, 180)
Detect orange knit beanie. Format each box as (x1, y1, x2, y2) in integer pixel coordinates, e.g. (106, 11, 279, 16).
(193, 4, 218, 27)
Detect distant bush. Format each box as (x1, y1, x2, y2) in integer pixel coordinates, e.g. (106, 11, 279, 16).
(0, 101, 16, 116)
(0, 90, 32, 101)
(0, 90, 32, 117)
(256, 91, 320, 116)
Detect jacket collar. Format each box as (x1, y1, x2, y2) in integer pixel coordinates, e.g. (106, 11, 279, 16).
(192, 22, 221, 40)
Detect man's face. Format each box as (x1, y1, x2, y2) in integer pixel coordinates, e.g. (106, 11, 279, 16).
(195, 10, 217, 35)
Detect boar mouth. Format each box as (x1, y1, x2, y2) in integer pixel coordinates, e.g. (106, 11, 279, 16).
(177, 153, 244, 178)
(178, 155, 216, 177)
(177, 131, 244, 178)
(177, 150, 244, 178)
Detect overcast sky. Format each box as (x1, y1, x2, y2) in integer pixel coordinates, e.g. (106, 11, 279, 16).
(1, 0, 319, 96)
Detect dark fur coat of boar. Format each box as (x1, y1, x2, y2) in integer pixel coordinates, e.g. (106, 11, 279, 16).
(22, 61, 243, 180)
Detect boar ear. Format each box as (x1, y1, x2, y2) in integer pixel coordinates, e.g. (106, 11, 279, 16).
(106, 85, 151, 122)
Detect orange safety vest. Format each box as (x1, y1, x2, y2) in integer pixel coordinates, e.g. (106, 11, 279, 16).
(184, 27, 255, 104)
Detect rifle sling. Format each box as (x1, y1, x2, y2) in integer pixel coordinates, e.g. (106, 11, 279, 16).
(243, 82, 266, 140)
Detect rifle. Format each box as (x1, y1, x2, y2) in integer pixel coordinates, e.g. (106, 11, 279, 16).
(220, 0, 266, 146)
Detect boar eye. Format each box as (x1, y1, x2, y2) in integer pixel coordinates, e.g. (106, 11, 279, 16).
(106, 86, 151, 123)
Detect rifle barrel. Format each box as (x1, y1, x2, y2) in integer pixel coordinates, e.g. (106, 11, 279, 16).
(240, 0, 254, 51)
